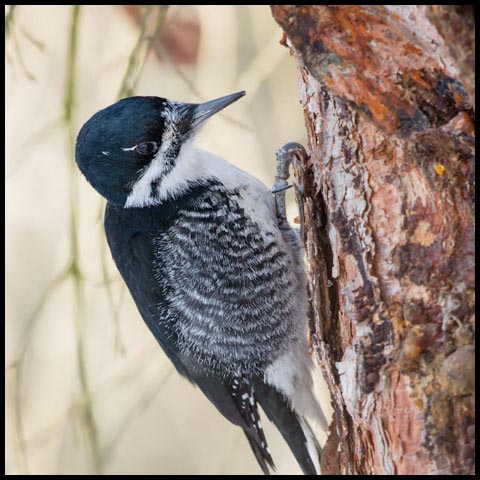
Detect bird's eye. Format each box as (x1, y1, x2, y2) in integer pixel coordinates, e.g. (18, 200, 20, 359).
(135, 141, 159, 155)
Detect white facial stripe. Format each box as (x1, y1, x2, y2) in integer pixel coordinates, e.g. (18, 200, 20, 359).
(121, 145, 136, 152)
(124, 126, 174, 208)
(124, 104, 184, 208)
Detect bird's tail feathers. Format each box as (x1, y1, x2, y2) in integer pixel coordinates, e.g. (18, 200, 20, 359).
(254, 380, 322, 475)
(243, 429, 275, 475)
(290, 385, 329, 431)
(298, 416, 322, 474)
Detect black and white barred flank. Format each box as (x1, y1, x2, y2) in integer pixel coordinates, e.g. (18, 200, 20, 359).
(153, 182, 301, 378)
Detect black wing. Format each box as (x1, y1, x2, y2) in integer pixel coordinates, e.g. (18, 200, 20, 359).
(104, 196, 319, 475)
(104, 200, 275, 472)
(253, 378, 321, 475)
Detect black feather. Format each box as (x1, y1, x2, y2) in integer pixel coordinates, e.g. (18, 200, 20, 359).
(244, 431, 272, 475)
(231, 377, 275, 473)
(253, 379, 321, 475)
(187, 368, 275, 474)
(104, 186, 320, 475)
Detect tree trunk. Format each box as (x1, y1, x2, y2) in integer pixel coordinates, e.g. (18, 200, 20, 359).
(271, 5, 474, 475)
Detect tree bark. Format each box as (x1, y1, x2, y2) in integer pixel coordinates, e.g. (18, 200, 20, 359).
(271, 5, 474, 475)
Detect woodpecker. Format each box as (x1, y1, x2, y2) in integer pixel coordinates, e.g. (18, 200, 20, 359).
(75, 91, 328, 475)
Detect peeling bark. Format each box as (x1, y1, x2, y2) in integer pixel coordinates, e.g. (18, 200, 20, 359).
(272, 5, 474, 475)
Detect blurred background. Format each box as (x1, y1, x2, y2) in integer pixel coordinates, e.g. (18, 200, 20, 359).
(5, 5, 331, 475)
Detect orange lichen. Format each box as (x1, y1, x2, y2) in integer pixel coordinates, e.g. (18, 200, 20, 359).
(402, 43, 423, 56)
(275, 5, 470, 135)
(452, 91, 465, 108)
(410, 69, 432, 90)
(435, 164, 445, 176)
(325, 65, 400, 133)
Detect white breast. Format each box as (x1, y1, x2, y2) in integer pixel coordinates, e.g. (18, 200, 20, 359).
(154, 144, 279, 232)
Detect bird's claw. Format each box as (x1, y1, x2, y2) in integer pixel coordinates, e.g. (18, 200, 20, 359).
(271, 183, 293, 194)
(272, 143, 307, 236)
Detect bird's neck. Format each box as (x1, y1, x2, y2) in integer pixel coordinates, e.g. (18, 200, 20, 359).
(124, 143, 253, 209)
(156, 144, 230, 202)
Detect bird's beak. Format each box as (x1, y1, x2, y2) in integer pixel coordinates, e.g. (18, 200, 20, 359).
(190, 91, 246, 131)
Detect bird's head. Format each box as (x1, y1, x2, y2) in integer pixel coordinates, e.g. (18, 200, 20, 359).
(75, 91, 245, 207)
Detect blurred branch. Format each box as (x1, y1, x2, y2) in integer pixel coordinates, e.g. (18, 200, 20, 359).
(9, 26, 37, 81)
(100, 237, 127, 356)
(63, 5, 102, 473)
(102, 369, 173, 461)
(112, 278, 127, 354)
(5, 6, 45, 82)
(117, 5, 169, 99)
(5, 5, 16, 38)
(20, 349, 174, 470)
(235, 32, 286, 105)
(153, 40, 254, 132)
(6, 118, 63, 179)
(18, 24, 45, 51)
(8, 267, 70, 475)
(24, 410, 68, 451)
(9, 363, 29, 475)
(4, 3, 52, 178)
(63, 6, 79, 128)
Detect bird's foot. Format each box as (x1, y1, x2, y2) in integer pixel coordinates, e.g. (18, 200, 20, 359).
(272, 142, 308, 239)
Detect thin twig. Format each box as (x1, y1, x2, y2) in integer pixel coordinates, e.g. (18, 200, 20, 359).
(10, 28, 37, 81)
(101, 369, 173, 460)
(99, 235, 126, 356)
(8, 267, 70, 475)
(6, 118, 63, 179)
(153, 41, 254, 132)
(19, 25, 45, 51)
(5, 5, 17, 38)
(116, 6, 169, 100)
(64, 5, 102, 473)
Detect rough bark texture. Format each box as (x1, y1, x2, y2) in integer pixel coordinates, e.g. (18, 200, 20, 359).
(271, 5, 474, 475)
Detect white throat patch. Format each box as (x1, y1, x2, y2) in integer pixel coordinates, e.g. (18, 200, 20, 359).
(124, 139, 198, 208)
(124, 104, 183, 208)
(124, 140, 277, 214)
